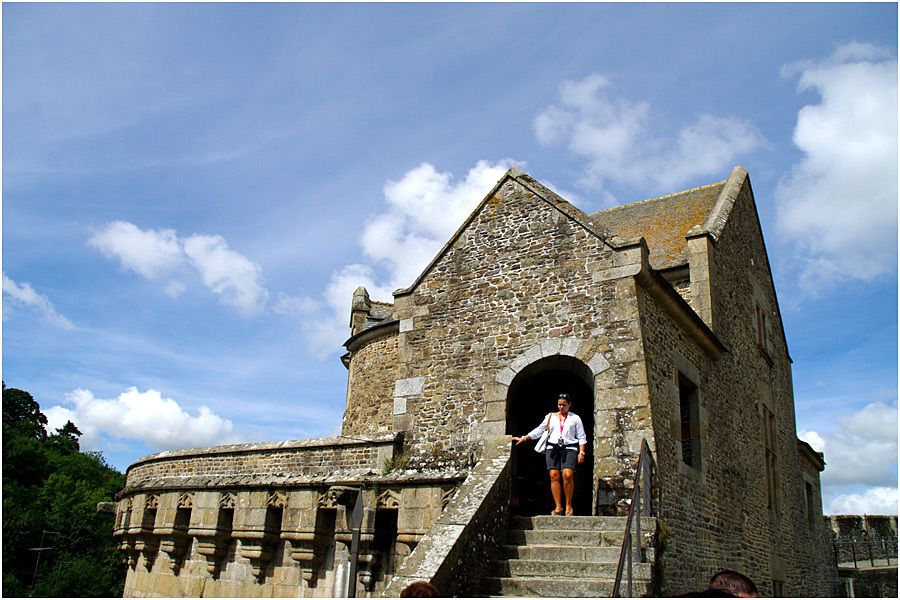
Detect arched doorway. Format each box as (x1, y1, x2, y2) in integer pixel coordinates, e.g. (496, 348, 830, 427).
(505, 356, 594, 516)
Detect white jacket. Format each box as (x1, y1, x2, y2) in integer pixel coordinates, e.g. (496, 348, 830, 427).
(527, 412, 587, 446)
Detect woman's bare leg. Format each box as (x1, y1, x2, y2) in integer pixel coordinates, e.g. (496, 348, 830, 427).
(563, 468, 575, 515)
(549, 469, 564, 513)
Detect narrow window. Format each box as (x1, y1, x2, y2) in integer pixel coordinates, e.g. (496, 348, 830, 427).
(762, 405, 780, 515)
(754, 299, 772, 355)
(772, 580, 784, 596)
(805, 481, 816, 532)
(678, 372, 700, 470)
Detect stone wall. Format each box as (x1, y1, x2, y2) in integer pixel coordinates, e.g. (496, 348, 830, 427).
(637, 282, 720, 595)
(635, 172, 837, 597)
(343, 333, 399, 437)
(123, 436, 397, 492)
(116, 440, 467, 598)
(383, 436, 512, 597)
(389, 174, 648, 495)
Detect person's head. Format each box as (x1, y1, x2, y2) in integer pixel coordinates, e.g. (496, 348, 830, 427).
(708, 570, 759, 598)
(557, 393, 572, 414)
(677, 589, 735, 597)
(399, 581, 440, 598)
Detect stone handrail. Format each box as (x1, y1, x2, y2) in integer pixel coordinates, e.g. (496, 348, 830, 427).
(381, 436, 512, 597)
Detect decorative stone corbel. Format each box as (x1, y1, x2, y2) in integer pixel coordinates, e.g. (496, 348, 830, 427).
(114, 497, 139, 569)
(236, 531, 278, 581)
(157, 492, 194, 574)
(130, 494, 160, 571)
(234, 491, 285, 582)
(191, 492, 236, 576)
(283, 530, 320, 584)
(335, 505, 379, 593)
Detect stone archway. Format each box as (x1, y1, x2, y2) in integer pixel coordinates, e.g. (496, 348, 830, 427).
(506, 357, 594, 516)
(485, 337, 611, 516)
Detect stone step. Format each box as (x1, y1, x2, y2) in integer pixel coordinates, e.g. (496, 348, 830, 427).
(500, 543, 654, 563)
(506, 528, 627, 547)
(492, 558, 651, 579)
(510, 515, 640, 531)
(481, 576, 651, 597)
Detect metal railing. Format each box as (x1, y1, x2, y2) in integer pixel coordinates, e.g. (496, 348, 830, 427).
(833, 537, 898, 569)
(612, 439, 656, 598)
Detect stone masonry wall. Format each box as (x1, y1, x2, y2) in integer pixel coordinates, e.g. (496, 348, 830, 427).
(646, 177, 835, 597)
(637, 285, 719, 595)
(123, 436, 396, 492)
(714, 180, 836, 597)
(343, 333, 399, 437)
(390, 174, 653, 491)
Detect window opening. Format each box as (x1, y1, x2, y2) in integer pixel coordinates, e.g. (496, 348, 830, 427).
(678, 372, 701, 470)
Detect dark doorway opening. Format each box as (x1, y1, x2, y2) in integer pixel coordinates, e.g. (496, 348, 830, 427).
(506, 358, 594, 516)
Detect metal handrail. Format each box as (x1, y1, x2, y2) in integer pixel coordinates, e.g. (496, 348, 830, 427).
(833, 538, 898, 569)
(612, 439, 656, 598)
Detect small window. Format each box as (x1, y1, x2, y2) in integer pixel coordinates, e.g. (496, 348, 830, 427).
(805, 481, 816, 532)
(678, 372, 701, 470)
(762, 405, 781, 516)
(772, 580, 784, 596)
(755, 300, 770, 351)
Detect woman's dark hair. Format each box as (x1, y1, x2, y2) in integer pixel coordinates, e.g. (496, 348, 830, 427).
(557, 393, 572, 404)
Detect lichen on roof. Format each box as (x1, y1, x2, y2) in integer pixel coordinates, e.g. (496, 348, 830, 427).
(590, 180, 726, 269)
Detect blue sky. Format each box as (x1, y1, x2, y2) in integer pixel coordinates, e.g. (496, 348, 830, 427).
(3, 3, 897, 514)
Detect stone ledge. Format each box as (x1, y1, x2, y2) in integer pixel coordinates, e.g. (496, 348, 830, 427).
(121, 470, 468, 495)
(129, 434, 399, 471)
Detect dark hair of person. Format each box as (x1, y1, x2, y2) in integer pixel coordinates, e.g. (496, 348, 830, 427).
(709, 569, 758, 597)
(399, 580, 440, 597)
(677, 589, 736, 597)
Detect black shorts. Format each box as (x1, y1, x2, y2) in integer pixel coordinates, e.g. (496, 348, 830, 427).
(545, 444, 578, 471)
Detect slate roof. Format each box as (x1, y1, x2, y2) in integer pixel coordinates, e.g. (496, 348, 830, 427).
(589, 180, 726, 270)
(363, 300, 394, 329)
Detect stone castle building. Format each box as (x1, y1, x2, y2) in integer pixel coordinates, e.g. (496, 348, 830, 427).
(113, 166, 839, 597)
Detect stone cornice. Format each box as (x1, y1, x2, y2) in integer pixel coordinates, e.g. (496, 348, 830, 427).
(342, 319, 400, 354)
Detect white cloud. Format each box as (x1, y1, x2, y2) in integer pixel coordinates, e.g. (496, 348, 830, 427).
(300, 264, 394, 359)
(2, 273, 75, 330)
(45, 387, 240, 452)
(292, 160, 518, 358)
(534, 74, 764, 198)
(88, 221, 183, 280)
(827, 487, 898, 516)
(798, 429, 826, 453)
(182, 234, 269, 316)
(89, 221, 269, 315)
(364, 160, 522, 289)
(273, 293, 319, 317)
(810, 401, 898, 506)
(775, 43, 898, 291)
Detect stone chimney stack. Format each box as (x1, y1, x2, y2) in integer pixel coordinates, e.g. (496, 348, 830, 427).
(350, 286, 371, 336)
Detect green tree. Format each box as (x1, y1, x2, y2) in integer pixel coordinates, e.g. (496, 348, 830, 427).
(2, 383, 48, 439)
(2, 385, 126, 597)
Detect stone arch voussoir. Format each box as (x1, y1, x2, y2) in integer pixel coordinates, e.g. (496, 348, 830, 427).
(494, 337, 610, 391)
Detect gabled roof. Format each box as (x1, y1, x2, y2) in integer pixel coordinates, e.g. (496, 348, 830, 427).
(589, 180, 726, 270)
(394, 167, 616, 296)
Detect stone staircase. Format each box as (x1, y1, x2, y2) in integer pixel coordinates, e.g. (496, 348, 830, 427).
(480, 515, 656, 597)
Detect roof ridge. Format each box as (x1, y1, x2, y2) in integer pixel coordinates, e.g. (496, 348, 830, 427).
(590, 179, 727, 216)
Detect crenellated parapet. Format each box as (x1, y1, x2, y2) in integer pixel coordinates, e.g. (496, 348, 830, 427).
(115, 434, 466, 597)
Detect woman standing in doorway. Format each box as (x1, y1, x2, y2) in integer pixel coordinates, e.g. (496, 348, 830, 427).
(512, 393, 587, 516)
